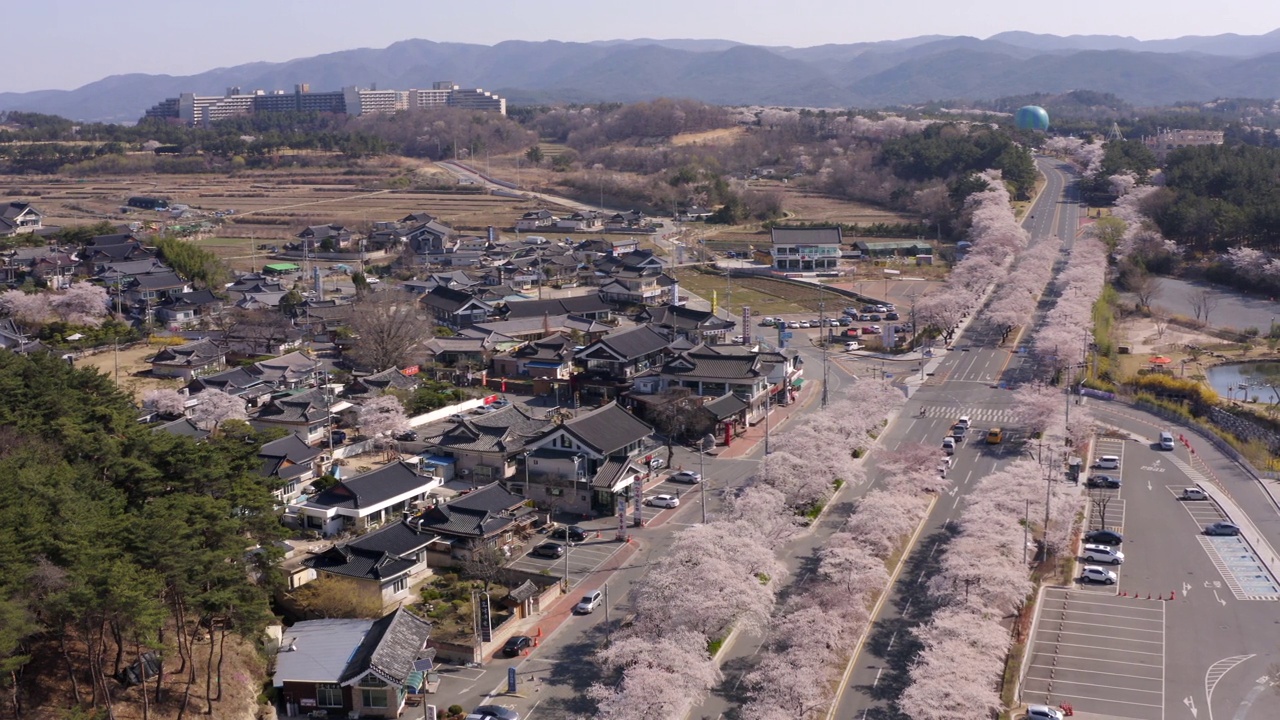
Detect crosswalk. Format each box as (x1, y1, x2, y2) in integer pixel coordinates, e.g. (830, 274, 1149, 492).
(918, 405, 1019, 424)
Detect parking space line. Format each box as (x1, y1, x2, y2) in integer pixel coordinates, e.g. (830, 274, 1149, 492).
(1054, 619, 1164, 633)
(1043, 596, 1164, 615)
(1050, 630, 1163, 645)
(1052, 605, 1165, 620)
(1032, 639, 1162, 656)
(1018, 687, 1163, 709)
(1027, 664, 1161, 682)
(1034, 652, 1162, 668)
(1023, 676, 1162, 694)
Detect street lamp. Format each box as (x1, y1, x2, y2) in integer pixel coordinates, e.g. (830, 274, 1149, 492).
(699, 444, 707, 524)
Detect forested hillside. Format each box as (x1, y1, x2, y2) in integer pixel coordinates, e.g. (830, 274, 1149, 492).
(0, 352, 284, 719)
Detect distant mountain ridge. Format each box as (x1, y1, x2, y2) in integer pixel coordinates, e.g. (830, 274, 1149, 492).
(5, 30, 1280, 123)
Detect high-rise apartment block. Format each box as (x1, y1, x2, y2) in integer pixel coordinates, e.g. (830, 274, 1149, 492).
(143, 81, 506, 125)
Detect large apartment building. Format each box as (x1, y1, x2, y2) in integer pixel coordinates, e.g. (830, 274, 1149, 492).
(1141, 129, 1225, 162)
(143, 81, 505, 125)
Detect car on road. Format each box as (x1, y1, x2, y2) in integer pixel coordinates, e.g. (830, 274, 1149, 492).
(469, 705, 520, 720)
(1204, 521, 1241, 536)
(1159, 431, 1176, 450)
(648, 457, 666, 470)
(731, 335, 747, 343)
(501, 635, 533, 658)
(986, 428, 1003, 444)
(548, 525, 588, 543)
(1082, 543, 1125, 565)
(1182, 487, 1208, 501)
(1094, 454, 1121, 470)
(942, 437, 956, 455)
(1084, 529, 1123, 546)
(1025, 705, 1065, 720)
(393, 429, 418, 442)
(826, 318, 839, 326)
(950, 424, 967, 439)
(838, 316, 852, 326)
(670, 470, 702, 484)
(574, 589, 603, 614)
(1087, 474, 1122, 488)
(529, 542, 565, 559)
(956, 416, 971, 430)
(798, 321, 811, 328)
(647, 494, 680, 508)
(1080, 566, 1118, 585)
(787, 320, 799, 329)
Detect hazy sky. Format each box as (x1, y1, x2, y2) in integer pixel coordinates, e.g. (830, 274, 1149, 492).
(7, 0, 1280, 93)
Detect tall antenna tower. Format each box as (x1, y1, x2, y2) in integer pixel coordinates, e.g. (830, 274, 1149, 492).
(1106, 122, 1125, 142)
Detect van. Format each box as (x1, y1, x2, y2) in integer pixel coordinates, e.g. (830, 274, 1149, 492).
(1159, 431, 1175, 451)
(956, 416, 972, 430)
(1095, 455, 1121, 470)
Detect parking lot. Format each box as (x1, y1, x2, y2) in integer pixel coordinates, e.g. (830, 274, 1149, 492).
(506, 535, 626, 590)
(1023, 587, 1165, 719)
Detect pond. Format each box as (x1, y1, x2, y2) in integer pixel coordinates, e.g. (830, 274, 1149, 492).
(1205, 362, 1280, 402)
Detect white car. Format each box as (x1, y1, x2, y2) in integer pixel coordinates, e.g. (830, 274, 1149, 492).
(1095, 454, 1121, 470)
(797, 321, 811, 328)
(647, 494, 679, 509)
(648, 457, 666, 470)
(1082, 544, 1125, 565)
(1182, 487, 1207, 501)
(574, 589, 603, 614)
(1025, 705, 1065, 720)
(942, 437, 956, 455)
(956, 415, 971, 430)
(1080, 566, 1117, 585)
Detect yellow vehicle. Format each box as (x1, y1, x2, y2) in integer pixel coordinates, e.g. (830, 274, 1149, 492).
(986, 428, 1003, 444)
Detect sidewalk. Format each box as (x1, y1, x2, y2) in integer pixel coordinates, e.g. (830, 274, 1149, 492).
(716, 383, 821, 459)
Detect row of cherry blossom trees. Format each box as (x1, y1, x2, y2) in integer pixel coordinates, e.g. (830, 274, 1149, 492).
(1044, 136, 1105, 178)
(0, 282, 110, 328)
(916, 170, 1030, 342)
(985, 241, 1060, 342)
(1032, 236, 1107, 378)
(754, 380, 905, 512)
(592, 381, 910, 719)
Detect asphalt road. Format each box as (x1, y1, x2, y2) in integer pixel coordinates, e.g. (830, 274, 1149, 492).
(829, 157, 1086, 720)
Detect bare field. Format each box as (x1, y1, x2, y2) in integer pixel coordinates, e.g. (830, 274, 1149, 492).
(670, 127, 747, 146)
(76, 342, 185, 403)
(673, 268, 848, 316)
(774, 186, 918, 225)
(1, 164, 573, 239)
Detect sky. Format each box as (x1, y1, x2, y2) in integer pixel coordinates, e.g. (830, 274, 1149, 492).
(6, 0, 1280, 93)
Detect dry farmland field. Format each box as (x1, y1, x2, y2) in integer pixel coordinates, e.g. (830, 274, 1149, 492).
(2, 163, 578, 240)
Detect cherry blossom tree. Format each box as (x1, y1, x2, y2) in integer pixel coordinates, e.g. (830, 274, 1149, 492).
(143, 388, 188, 417)
(589, 630, 722, 720)
(1012, 382, 1061, 438)
(50, 282, 110, 326)
(190, 389, 247, 430)
(357, 394, 410, 443)
(846, 489, 930, 560)
(0, 289, 51, 327)
(819, 532, 890, 599)
(722, 485, 798, 546)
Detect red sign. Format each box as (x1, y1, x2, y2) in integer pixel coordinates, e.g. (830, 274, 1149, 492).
(484, 394, 500, 405)
(402, 365, 420, 376)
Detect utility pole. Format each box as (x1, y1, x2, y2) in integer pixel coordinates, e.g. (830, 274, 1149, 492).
(764, 388, 772, 455)
(1042, 451, 1054, 561)
(699, 447, 707, 524)
(820, 301, 829, 408)
(1023, 499, 1031, 565)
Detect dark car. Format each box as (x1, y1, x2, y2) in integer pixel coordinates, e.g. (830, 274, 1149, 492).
(329, 430, 348, 445)
(472, 705, 520, 720)
(886, 312, 900, 321)
(549, 525, 588, 542)
(530, 542, 565, 559)
(393, 430, 418, 442)
(1084, 529, 1124, 546)
(501, 636, 533, 658)
(1087, 474, 1122, 488)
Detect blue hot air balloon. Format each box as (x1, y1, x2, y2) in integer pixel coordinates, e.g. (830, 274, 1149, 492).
(1015, 105, 1050, 132)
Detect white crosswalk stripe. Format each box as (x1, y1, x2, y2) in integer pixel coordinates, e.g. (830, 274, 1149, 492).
(919, 405, 1019, 424)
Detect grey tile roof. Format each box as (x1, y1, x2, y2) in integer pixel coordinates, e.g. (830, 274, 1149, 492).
(503, 294, 612, 319)
(589, 456, 641, 490)
(259, 431, 322, 464)
(661, 349, 764, 381)
(151, 417, 210, 440)
(702, 393, 749, 419)
(309, 461, 432, 511)
(432, 405, 552, 454)
(640, 304, 735, 333)
(129, 271, 186, 290)
(558, 401, 652, 456)
(408, 483, 526, 539)
(770, 226, 842, 245)
(581, 324, 671, 361)
(255, 387, 330, 425)
(305, 545, 417, 583)
(187, 366, 263, 395)
(340, 607, 432, 686)
(344, 368, 419, 399)
(149, 339, 225, 366)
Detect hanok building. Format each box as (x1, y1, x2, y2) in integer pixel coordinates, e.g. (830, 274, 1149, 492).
(296, 461, 443, 537)
(425, 404, 552, 485)
(418, 285, 493, 328)
(520, 402, 653, 517)
(148, 338, 227, 380)
(401, 481, 535, 561)
(769, 226, 842, 272)
(637, 303, 735, 344)
(299, 518, 441, 610)
(571, 323, 672, 402)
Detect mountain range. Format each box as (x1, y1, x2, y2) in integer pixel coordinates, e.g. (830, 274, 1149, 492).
(7, 30, 1280, 123)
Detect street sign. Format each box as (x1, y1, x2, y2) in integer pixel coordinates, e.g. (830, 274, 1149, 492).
(780, 332, 793, 340)
(478, 594, 492, 643)
(508, 667, 517, 693)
